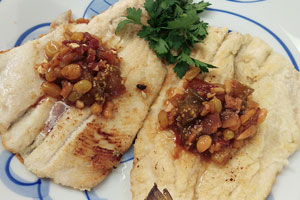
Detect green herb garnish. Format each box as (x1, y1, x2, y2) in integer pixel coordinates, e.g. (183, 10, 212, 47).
(116, 0, 215, 78)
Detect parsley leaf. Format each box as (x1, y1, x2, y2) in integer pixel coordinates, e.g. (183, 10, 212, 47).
(150, 38, 169, 55)
(137, 26, 159, 38)
(144, 0, 155, 16)
(194, 59, 216, 73)
(167, 10, 199, 29)
(178, 53, 194, 66)
(126, 8, 142, 24)
(115, 19, 135, 33)
(165, 30, 184, 50)
(116, 0, 215, 78)
(174, 62, 190, 79)
(115, 8, 142, 33)
(193, 2, 211, 13)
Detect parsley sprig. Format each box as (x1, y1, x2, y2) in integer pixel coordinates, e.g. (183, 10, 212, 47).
(116, 0, 216, 78)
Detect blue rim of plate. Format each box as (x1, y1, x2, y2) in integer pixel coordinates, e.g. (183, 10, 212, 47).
(14, 23, 51, 47)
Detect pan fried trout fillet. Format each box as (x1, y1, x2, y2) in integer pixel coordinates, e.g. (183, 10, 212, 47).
(0, 0, 166, 190)
(131, 28, 300, 200)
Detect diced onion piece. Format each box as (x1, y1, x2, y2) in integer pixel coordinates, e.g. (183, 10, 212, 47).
(44, 41, 60, 59)
(209, 142, 222, 153)
(207, 92, 215, 99)
(247, 100, 259, 110)
(240, 109, 256, 124)
(75, 100, 84, 109)
(211, 148, 232, 164)
(233, 139, 244, 148)
(210, 97, 222, 113)
(45, 68, 57, 82)
(38, 62, 49, 74)
(71, 32, 84, 42)
(184, 67, 201, 81)
(185, 131, 198, 147)
(224, 79, 232, 94)
(201, 102, 211, 116)
(103, 102, 114, 118)
(48, 54, 59, 68)
(76, 18, 90, 24)
(237, 125, 257, 140)
(54, 67, 62, 78)
(91, 102, 103, 115)
(60, 81, 73, 98)
(228, 119, 241, 131)
(222, 112, 240, 129)
(210, 87, 225, 95)
(59, 47, 69, 57)
(257, 109, 267, 124)
(225, 95, 242, 111)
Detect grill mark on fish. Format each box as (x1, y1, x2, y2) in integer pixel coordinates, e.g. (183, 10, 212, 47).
(47, 112, 92, 154)
(90, 120, 124, 145)
(73, 121, 123, 170)
(96, 129, 112, 137)
(91, 146, 122, 169)
(24, 108, 92, 171)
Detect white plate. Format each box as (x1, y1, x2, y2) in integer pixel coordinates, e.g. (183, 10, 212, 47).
(0, 0, 300, 199)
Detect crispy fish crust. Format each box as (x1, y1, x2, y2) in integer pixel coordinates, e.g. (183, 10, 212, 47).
(131, 28, 300, 200)
(0, 0, 167, 190)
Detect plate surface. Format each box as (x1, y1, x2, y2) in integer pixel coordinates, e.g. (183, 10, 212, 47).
(0, 0, 300, 199)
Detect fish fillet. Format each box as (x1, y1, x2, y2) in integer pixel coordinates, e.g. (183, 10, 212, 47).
(131, 28, 300, 200)
(0, 0, 167, 190)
